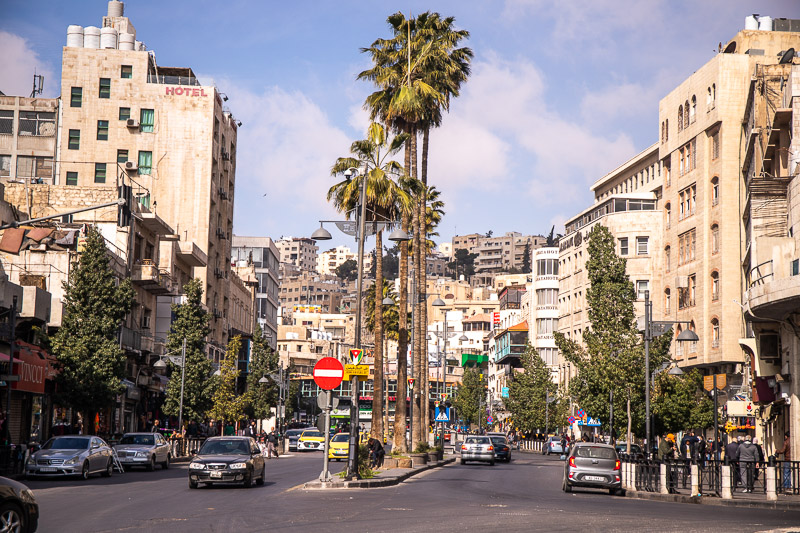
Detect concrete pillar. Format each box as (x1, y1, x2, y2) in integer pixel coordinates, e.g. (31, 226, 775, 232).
(690, 464, 700, 496)
(766, 466, 778, 501)
(721, 465, 732, 499)
(660, 463, 669, 494)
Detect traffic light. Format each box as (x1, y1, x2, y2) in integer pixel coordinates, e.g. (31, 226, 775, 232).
(117, 184, 132, 227)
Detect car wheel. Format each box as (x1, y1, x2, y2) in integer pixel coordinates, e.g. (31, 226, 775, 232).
(162, 455, 170, 470)
(562, 478, 572, 493)
(189, 478, 198, 489)
(0, 502, 24, 533)
(102, 459, 113, 477)
(80, 461, 91, 480)
(255, 465, 265, 486)
(608, 488, 617, 496)
(460, 459, 466, 465)
(489, 460, 495, 466)
(146, 456, 155, 472)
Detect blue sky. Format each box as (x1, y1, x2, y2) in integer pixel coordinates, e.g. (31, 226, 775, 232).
(2, 0, 797, 252)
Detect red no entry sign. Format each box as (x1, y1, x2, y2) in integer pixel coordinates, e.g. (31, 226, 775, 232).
(313, 357, 344, 390)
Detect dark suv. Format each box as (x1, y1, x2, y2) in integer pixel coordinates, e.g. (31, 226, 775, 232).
(489, 435, 512, 462)
(188, 437, 265, 489)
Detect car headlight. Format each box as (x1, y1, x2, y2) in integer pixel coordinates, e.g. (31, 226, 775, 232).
(189, 462, 205, 470)
(26, 456, 35, 466)
(64, 456, 81, 465)
(135, 451, 149, 458)
(228, 462, 247, 469)
(19, 489, 35, 504)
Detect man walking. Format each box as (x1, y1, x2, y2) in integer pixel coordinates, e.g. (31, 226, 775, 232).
(777, 432, 792, 491)
(725, 436, 741, 490)
(736, 435, 758, 493)
(267, 430, 278, 459)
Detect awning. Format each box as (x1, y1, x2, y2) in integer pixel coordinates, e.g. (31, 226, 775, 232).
(0, 343, 52, 394)
(461, 353, 489, 368)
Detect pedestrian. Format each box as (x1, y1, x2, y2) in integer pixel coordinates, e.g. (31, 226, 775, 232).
(258, 436, 267, 456)
(736, 435, 758, 493)
(367, 437, 384, 469)
(246, 421, 257, 439)
(267, 431, 278, 459)
(695, 435, 707, 468)
(658, 433, 675, 461)
(777, 432, 792, 490)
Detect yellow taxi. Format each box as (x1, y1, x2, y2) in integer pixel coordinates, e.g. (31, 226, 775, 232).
(327, 432, 369, 461)
(297, 429, 325, 451)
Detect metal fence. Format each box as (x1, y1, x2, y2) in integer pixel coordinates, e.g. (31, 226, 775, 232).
(634, 459, 661, 493)
(777, 460, 800, 495)
(699, 460, 722, 496)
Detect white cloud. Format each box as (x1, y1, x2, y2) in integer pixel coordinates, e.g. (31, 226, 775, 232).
(0, 31, 56, 97)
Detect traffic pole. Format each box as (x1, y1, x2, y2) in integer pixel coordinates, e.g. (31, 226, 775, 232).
(320, 391, 333, 483)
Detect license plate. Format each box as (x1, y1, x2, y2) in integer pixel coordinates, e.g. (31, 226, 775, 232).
(39, 467, 57, 472)
(585, 475, 605, 481)
(210, 471, 222, 478)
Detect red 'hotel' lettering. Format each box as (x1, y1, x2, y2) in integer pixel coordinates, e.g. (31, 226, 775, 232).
(165, 87, 208, 97)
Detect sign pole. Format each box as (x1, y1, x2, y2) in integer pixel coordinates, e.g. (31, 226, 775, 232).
(320, 391, 333, 483)
(713, 373, 719, 460)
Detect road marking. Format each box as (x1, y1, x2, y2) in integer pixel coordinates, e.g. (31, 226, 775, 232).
(483, 504, 508, 508)
(382, 508, 413, 511)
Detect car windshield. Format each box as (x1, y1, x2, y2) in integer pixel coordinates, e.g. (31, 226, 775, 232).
(331, 434, 349, 443)
(617, 444, 642, 453)
(286, 429, 305, 437)
(120, 435, 155, 446)
(301, 431, 323, 438)
(575, 446, 616, 459)
(198, 439, 250, 455)
(44, 437, 90, 450)
(549, 437, 561, 442)
(490, 437, 507, 445)
(465, 437, 490, 444)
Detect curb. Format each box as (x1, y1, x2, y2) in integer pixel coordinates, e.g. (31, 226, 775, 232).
(302, 457, 456, 490)
(624, 490, 800, 511)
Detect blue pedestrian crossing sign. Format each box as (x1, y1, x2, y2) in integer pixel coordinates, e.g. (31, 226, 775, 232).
(434, 407, 450, 422)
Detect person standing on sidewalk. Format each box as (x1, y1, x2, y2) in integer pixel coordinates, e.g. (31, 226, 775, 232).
(736, 436, 758, 493)
(267, 431, 278, 459)
(725, 436, 741, 491)
(777, 432, 792, 490)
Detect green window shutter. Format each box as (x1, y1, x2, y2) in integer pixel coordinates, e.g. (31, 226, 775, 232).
(66, 171, 78, 186)
(97, 120, 109, 141)
(99, 78, 111, 98)
(119, 107, 130, 120)
(121, 65, 132, 79)
(68, 129, 80, 150)
(117, 150, 128, 163)
(140, 109, 154, 133)
(138, 151, 152, 175)
(94, 163, 106, 183)
(70, 87, 82, 107)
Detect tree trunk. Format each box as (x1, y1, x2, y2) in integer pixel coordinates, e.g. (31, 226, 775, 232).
(419, 127, 430, 439)
(626, 393, 632, 453)
(410, 129, 423, 449)
(371, 230, 384, 440)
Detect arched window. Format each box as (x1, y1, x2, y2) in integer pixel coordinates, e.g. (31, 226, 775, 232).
(678, 106, 683, 132)
(711, 270, 720, 301)
(711, 318, 720, 348)
(665, 119, 669, 141)
(711, 224, 720, 254)
(712, 84, 716, 105)
(661, 121, 665, 143)
(676, 325, 684, 356)
(711, 176, 719, 205)
(664, 288, 671, 314)
(707, 87, 712, 110)
(665, 203, 671, 229)
(684, 100, 690, 128)
(690, 95, 696, 123)
(665, 245, 671, 272)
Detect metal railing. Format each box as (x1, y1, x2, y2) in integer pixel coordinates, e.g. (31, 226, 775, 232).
(147, 74, 200, 86)
(777, 460, 800, 495)
(699, 460, 722, 495)
(634, 458, 661, 492)
(749, 260, 774, 288)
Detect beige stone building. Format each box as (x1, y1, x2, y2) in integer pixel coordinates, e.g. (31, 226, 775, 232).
(279, 271, 347, 314)
(275, 237, 318, 275)
(317, 245, 355, 276)
(0, 96, 59, 191)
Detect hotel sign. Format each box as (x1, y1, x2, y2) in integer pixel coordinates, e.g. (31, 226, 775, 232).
(559, 230, 585, 252)
(165, 86, 209, 97)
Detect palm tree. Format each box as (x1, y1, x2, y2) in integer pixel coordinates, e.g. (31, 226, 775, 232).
(328, 122, 411, 441)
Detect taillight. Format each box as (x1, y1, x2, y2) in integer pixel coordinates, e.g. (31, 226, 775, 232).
(568, 456, 576, 468)
(488, 445, 494, 451)
(461, 445, 467, 451)
(614, 460, 621, 471)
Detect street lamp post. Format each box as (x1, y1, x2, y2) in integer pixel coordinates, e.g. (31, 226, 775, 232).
(153, 337, 187, 433)
(430, 297, 468, 445)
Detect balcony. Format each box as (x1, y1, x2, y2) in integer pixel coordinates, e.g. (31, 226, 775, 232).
(138, 212, 174, 236)
(120, 326, 142, 352)
(131, 261, 173, 295)
(177, 241, 207, 267)
(747, 238, 800, 320)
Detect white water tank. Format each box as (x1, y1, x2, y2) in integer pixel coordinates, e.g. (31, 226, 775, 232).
(119, 32, 135, 51)
(745, 14, 760, 30)
(759, 15, 773, 31)
(66, 25, 84, 48)
(135, 40, 146, 51)
(107, 0, 124, 17)
(100, 27, 118, 49)
(83, 26, 101, 49)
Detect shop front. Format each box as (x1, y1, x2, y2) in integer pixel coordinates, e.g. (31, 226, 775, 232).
(0, 341, 56, 445)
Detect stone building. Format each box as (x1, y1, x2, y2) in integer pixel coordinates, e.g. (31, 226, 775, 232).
(275, 237, 318, 275)
(0, 96, 59, 191)
(231, 235, 280, 349)
(317, 245, 355, 276)
(279, 272, 346, 315)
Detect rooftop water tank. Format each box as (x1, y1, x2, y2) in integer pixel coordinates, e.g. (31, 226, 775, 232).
(83, 26, 101, 49)
(107, 1, 124, 17)
(119, 32, 135, 51)
(759, 15, 773, 31)
(745, 14, 760, 30)
(66, 25, 84, 48)
(100, 27, 118, 49)
(135, 40, 146, 51)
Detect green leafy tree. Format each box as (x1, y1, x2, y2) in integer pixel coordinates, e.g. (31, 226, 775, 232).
(335, 259, 359, 282)
(52, 226, 134, 434)
(447, 248, 477, 279)
(163, 279, 212, 424)
(652, 369, 714, 434)
(244, 325, 279, 420)
(453, 367, 485, 428)
(522, 243, 531, 274)
(209, 335, 247, 427)
(365, 279, 401, 341)
(505, 345, 558, 434)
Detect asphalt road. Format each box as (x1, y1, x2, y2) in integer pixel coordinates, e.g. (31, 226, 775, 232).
(23, 451, 800, 532)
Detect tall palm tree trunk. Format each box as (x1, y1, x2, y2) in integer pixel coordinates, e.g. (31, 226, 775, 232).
(410, 130, 423, 449)
(420, 126, 430, 440)
(371, 230, 384, 440)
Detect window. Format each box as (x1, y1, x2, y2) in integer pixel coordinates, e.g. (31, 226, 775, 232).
(536, 288, 558, 306)
(94, 163, 106, 184)
(68, 129, 80, 150)
(791, 259, 799, 276)
(665, 203, 671, 228)
(679, 184, 696, 220)
(689, 274, 696, 307)
(0, 155, 9, 177)
(619, 237, 629, 256)
(16, 156, 53, 181)
(636, 280, 649, 300)
(99, 78, 111, 98)
(536, 258, 558, 276)
(119, 107, 131, 120)
(138, 150, 152, 175)
(707, 87, 712, 110)
(664, 160, 671, 187)
(140, 109, 154, 133)
(684, 100, 690, 129)
(711, 177, 719, 205)
(97, 120, 109, 141)
(665, 119, 669, 142)
(665, 246, 671, 272)
(711, 131, 720, 160)
(678, 229, 696, 265)
(121, 65, 132, 79)
(678, 105, 683, 132)
(66, 171, 78, 186)
(711, 318, 720, 348)
(664, 288, 671, 314)
(690, 95, 696, 123)
(709, 224, 719, 254)
(117, 149, 129, 163)
(636, 236, 649, 255)
(70, 87, 82, 107)
(711, 271, 719, 301)
(536, 318, 558, 335)
(19, 111, 55, 136)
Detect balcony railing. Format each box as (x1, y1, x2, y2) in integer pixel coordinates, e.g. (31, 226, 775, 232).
(147, 74, 200, 86)
(749, 260, 773, 289)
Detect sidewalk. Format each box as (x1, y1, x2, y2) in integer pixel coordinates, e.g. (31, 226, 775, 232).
(302, 456, 456, 489)
(624, 489, 800, 511)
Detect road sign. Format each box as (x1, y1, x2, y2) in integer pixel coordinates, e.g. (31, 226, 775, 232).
(435, 407, 450, 422)
(703, 374, 726, 391)
(568, 416, 576, 424)
(344, 364, 369, 377)
(487, 415, 494, 424)
(349, 349, 364, 365)
(576, 408, 585, 419)
(407, 378, 415, 390)
(313, 357, 344, 390)
(501, 387, 509, 398)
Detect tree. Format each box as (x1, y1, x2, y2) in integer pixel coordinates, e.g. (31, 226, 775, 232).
(652, 369, 714, 434)
(522, 243, 531, 274)
(209, 335, 247, 429)
(546, 225, 557, 247)
(245, 325, 279, 421)
(486, 230, 493, 238)
(505, 346, 558, 434)
(52, 226, 134, 434)
(335, 259, 358, 282)
(447, 248, 477, 279)
(382, 245, 400, 280)
(365, 279, 401, 341)
(453, 367, 486, 428)
(163, 279, 213, 424)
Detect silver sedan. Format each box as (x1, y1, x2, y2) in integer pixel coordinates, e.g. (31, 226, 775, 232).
(26, 436, 113, 480)
(114, 432, 171, 471)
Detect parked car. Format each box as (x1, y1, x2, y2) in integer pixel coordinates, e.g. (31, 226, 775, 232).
(285, 429, 307, 452)
(614, 443, 643, 460)
(543, 436, 564, 455)
(0, 476, 38, 532)
(327, 433, 367, 461)
(489, 436, 512, 462)
(188, 437, 265, 489)
(26, 436, 113, 480)
(114, 432, 171, 471)
(460, 435, 495, 466)
(562, 442, 622, 495)
(297, 429, 325, 451)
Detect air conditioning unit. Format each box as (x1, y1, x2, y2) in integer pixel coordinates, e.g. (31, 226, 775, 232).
(124, 161, 138, 172)
(675, 275, 689, 288)
(126, 118, 140, 129)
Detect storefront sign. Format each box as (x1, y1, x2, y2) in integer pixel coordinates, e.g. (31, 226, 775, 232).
(1, 344, 52, 395)
(164, 86, 209, 97)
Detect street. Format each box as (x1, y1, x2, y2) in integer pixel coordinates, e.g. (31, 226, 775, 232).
(24, 451, 800, 532)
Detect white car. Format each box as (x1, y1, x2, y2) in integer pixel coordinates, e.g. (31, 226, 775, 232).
(114, 432, 171, 470)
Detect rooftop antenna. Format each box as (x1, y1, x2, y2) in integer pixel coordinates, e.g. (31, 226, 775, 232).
(30, 73, 44, 98)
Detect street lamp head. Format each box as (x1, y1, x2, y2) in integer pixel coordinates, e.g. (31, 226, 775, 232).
(432, 297, 446, 307)
(153, 358, 167, 370)
(459, 334, 469, 342)
(258, 376, 270, 384)
(381, 297, 394, 306)
(387, 228, 410, 243)
(311, 225, 332, 241)
(676, 329, 699, 342)
(343, 167, 359, 179)
(668, 366, 685, 376)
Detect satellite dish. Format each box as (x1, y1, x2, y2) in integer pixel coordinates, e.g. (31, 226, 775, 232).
(779, 48, 796, 65)
(723, 41, 736, 54)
